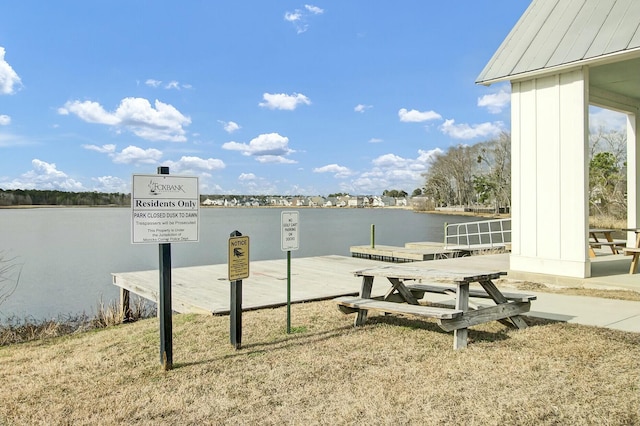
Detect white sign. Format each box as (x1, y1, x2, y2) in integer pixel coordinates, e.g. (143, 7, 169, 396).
(281, 211, 299, 251)
(131, 174, 199, 244)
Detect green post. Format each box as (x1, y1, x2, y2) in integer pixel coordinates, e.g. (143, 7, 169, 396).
(287, 250, 291, 333)
(370, 224, 375, 249)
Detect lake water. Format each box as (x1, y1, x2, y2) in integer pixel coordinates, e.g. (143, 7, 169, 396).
(0, 207, 476, 320)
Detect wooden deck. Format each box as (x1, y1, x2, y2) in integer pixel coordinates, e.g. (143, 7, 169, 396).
(350, 242, 458, 262)
(112, 255, 386, 315)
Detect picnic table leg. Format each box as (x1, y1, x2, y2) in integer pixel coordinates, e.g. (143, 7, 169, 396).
(630, 253, 640, 274)
(604, 232, 618, 254)
(355, 276, 374, 326)
(480, 280, 528, 329)
(453, 282, 469, 350)
(387, 278, 419, 305)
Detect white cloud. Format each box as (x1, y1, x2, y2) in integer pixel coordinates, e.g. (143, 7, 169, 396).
(478, 86, 511, 114)
(398, 108, 442, 123)
(59, 97, 191, 142)
(368, 138, 383, 143)
(145, 79, 162, 88)
(0, 114, 10, 125)
(284, 11, 302, 22)
(0, 132, 33, 147)
(83, 143, 116, 154)
(0, 47, 22, 95)
(83, 143, 162, 165)
(255, 155, 297, 164)
(219, 120, 241, 133)
(589, 107, 627, 132)
(354, 104, 372, 113)
(305, 5, 324, 14)
(163, 156, 225, 173)
(91, 176, 128, 193)
(165, 81, 180, 90)
(145, 79, 191, 90)
(259, 92, 311, 110)
(113, 145, 163, 164)
(0, 159, 84, 190)
(223, 132, 296, 164)
(313, 164, 353, 178)
(58, 100, 119, 124)
(238, 173, 256, 181)
(440, 119, 504, 140)
(284, 4, 323, 33)
(236, 173, 278, 194)
(341, 148, 443, 194)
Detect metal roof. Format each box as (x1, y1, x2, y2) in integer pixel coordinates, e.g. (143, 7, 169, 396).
(477, 0, 640, 85)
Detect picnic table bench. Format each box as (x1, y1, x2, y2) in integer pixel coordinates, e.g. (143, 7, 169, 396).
(335, 265, 535, 349)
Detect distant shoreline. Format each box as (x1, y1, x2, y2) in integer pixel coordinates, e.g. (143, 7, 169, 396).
(0, 203, 510, 220)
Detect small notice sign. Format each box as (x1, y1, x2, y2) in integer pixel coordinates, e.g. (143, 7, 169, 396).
(131, 174, 199, 244)
(281, 211, 299, 251)
(228, 235, 250, 281)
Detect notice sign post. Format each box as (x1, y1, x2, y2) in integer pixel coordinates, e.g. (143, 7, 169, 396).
(281, 211, 299, 333)
(131, 169, 199, 371)
(131, 174, 199, 244)
(228, 231, 249, 349)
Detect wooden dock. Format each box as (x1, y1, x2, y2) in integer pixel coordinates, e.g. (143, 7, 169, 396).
(350, 242, 457, 262)
(112, 255, 386, 315)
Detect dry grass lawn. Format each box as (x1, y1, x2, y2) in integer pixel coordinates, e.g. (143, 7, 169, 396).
(1, 300, 639, 425)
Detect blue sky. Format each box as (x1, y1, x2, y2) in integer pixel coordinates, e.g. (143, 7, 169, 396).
(0, 1, 626, 196)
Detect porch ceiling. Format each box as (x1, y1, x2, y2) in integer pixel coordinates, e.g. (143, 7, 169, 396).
(590, 56, 640, 102)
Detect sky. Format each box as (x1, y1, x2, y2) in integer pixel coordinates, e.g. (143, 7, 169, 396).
(0, 1, 628, 196)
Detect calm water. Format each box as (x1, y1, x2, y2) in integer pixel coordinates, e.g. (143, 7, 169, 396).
(0, 207, 475, 319)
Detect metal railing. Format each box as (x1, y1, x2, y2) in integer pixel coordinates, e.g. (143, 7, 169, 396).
(444, 218, 511, 250)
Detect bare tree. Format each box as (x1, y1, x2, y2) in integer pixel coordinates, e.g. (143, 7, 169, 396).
(588, 127, 627, 218)
(476, 132, 511, 213)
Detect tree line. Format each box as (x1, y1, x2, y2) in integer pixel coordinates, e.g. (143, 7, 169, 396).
(420, 132, 511, 213)
(420, 129, 627, 220)
(0, 189, 131, 207)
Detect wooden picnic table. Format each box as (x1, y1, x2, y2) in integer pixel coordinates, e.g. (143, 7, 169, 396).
(588, 228, 625, 257)
(621, 228, 640, 274)
(335, 265, 535, 350)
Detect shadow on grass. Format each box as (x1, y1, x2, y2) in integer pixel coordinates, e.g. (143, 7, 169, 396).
(367, 313, 564, 344)
(171, 314, 566, 370)
(171, 325, 356, 370)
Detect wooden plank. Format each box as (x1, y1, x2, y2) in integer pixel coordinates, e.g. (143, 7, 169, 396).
(480, 280, 529, 329)
(453, 283, 470, 350)
(334, 296, 463, 320)
(119, 287, 131, 320)
(406, 283, 536, 302)
(388, 277, 419, 305)
(354, 265, 504, 282)
(349, 243, 448, 262)
(439, 302, 532, 332)
(355, 276, 374, 326)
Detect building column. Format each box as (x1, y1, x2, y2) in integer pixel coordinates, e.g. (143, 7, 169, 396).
(509, 68, 590, 278)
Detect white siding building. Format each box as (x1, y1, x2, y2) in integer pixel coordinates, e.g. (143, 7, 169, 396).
(477, 0, 640, 278)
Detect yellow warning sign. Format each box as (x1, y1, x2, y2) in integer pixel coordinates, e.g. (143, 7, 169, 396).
(228, 235, 250, 281)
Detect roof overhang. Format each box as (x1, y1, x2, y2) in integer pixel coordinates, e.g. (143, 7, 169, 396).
(477, 47, 640, 86)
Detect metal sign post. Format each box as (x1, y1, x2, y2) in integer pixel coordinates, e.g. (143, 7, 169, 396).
(158, 166, 172, 370)
(131, 168, 199, 371)
(228, 230, 249, 349)
(281, 211, 299, 333)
